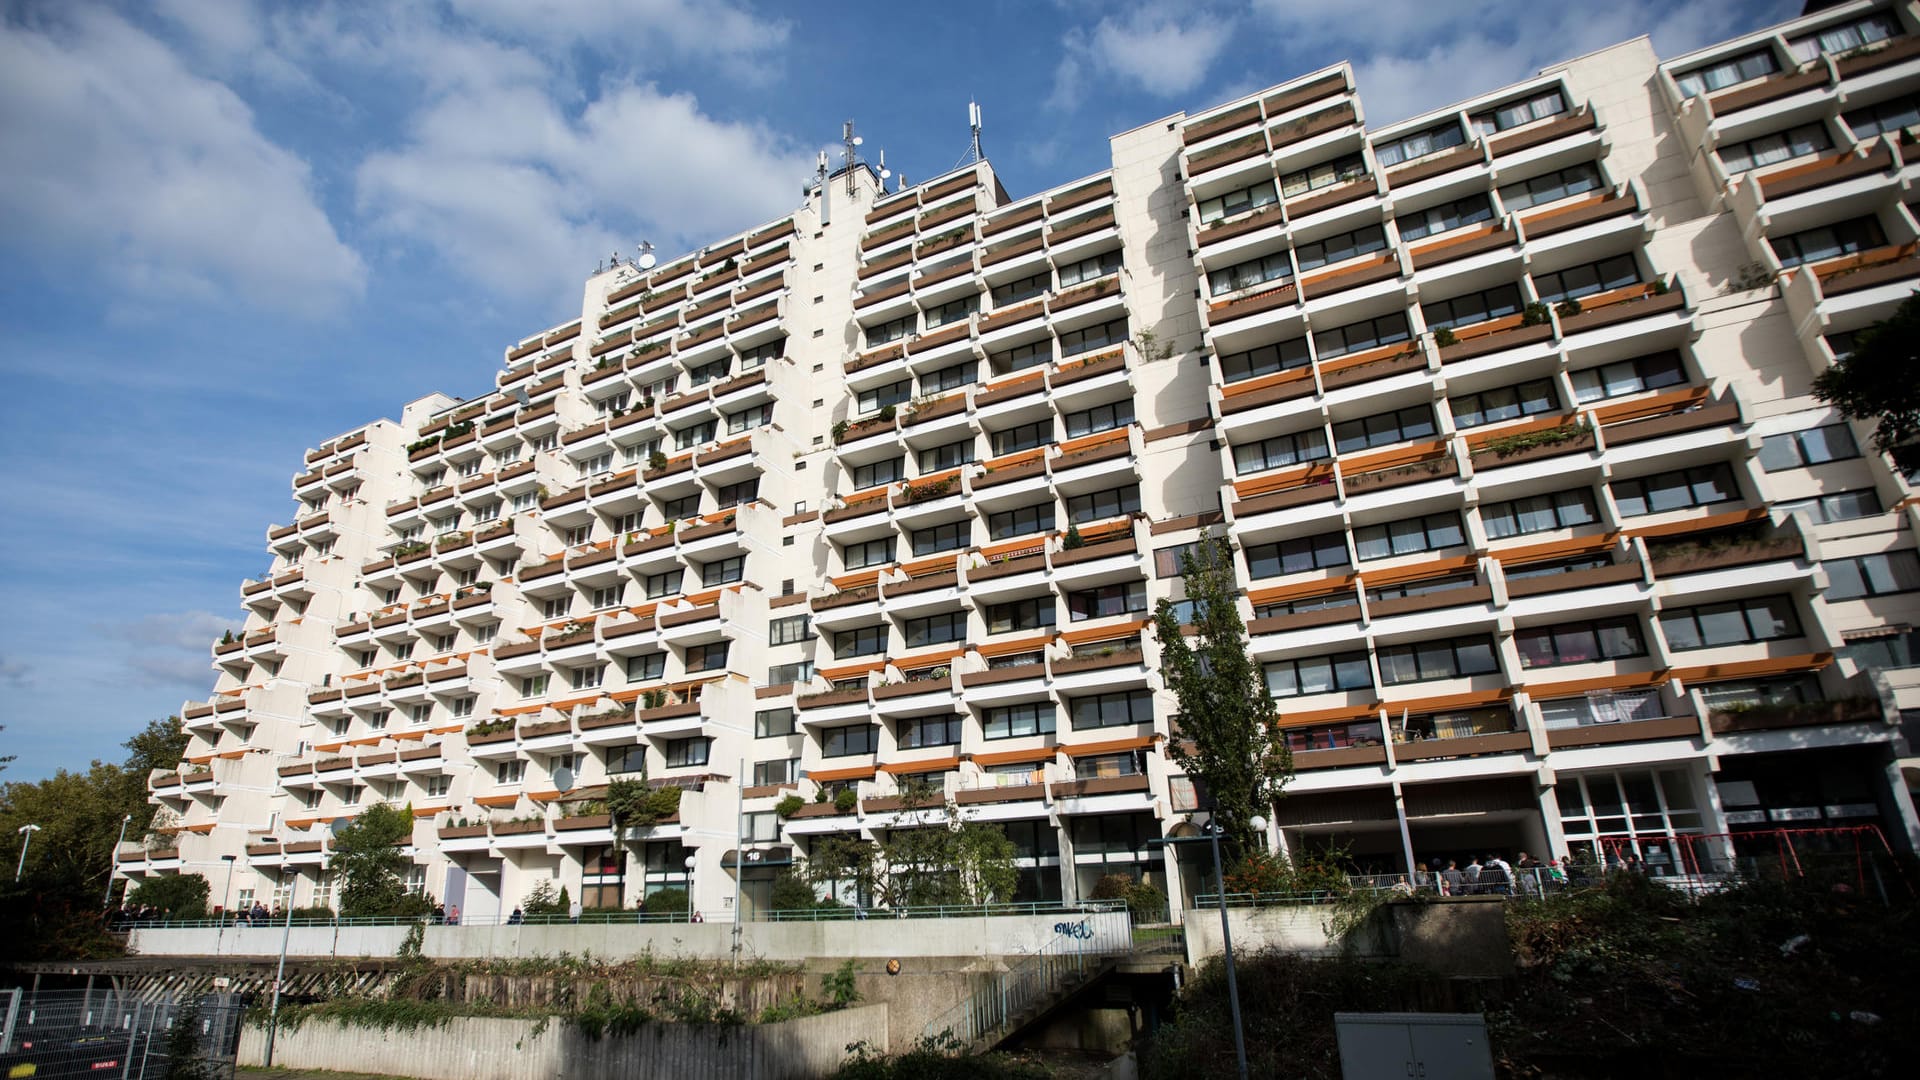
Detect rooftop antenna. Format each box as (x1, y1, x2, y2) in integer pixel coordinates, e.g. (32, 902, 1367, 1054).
(877, 149, 894, 192)
(816, 150, 831, 226)
(969, 101, 984, 163)
(636, 242, 656, 271)
(843, 121, 862, 197)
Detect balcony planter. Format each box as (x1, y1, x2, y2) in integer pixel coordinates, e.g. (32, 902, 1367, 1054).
(1603, 400, 1740, 446)
(823, 498, 888, 524)
(974, 457, 1047, 489)
(886, 569, 958, 597)
(1392, 730, 1530, 761)
(1557, 286, 1686, 334)
(437, 825, 489, 840)
(1318, 348, 1426, 391)
(1709, 697, 1880, 734)
(624, 531, 677, 556)
(1184, 102, 1263, 145)
(1300, 254, 1401, 300)
(1046, 178, 1112, 214)
(1384, 143, 1482, 188)
(873, 678, 950, 700)
(797, 687, 869, 710)
(493, 820, 546, 836)
(1197, 204, 1284, 247)
(1188, 131, 1267, 175)
(1285, 176, 1374, 218)
(384, 672, 424, 690)
(1051, 774, 1150, 799)
(1052, 647, 1143, 675)
(660, 604, 719, 628)
(1246, 604, 1359, 635)
(955, 783, 1046, 805)
(1367, 580, 1492, 619)
(1293, 744, 1388, 770)
(960, 664, 1045, 687)
(983, 202, 1046, 236)
(1053, 351, 1127, 387)
(1048, 275, 1122, 311)
(836, 415, 898, 444)
(1408, 224, 1517, 271)
(811, 585, 880, 611)
(1648, 535, 1803, 577)
(1053, 536, 1137, 567)
(1468, 426, 1594, 468)
(519, 559, 564, 582)
(1209, 282, 1298, 323)
(1486, 106, 1597, 157)
(1546, 715, 1700, 750)
(1438, 321, 1552, 363)
(1504, 560, 1643, 597)
(787, 803, 856, 820)
(1819, 253, 1920, 298)
(975, 376, 1046, 408)
(969, 552, 1046, 581)
(579, 708, 636, 731)
(1708, 67, 1830, 115)
(1342, 454, 1458, 495)
(556, 814, 612, 832)
(1758, 144, 1893, 201)
(642, 699, 703, 721)
(467, 727, 518, 746)
(1052, 439, 1133, 474)
(903, 394, 968, 426)
(1521, 194, 1637, 239)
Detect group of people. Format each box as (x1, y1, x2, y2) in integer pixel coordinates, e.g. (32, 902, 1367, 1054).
(1394, 852, 1572, 897)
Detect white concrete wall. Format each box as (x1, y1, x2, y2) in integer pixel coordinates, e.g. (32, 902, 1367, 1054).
(1182, 904, 1341, 965)
(236, 1003, 889, 1080)
(129, 909, 1133, 962)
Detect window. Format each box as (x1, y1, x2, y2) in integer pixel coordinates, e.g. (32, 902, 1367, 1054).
(991, 419, 1053, 456)
(626, 652, 665, 681)
(685, 641, 729, 673)
(1218, 336, 1311, 383)
(754, 758, 801, 785)
(1208, 251, 1292, 296)
(1253, 590, 1358, 620)
(1396, 193, 1494, 242)
(1660, 596, 1801, 650)
(738, 338, 783, 371)
(1070, 690, 1153, 729)
(769, 615, 811, 646)
(577, 452, 612, 480)
(1570, 351, 1687, 403)
(1060, 317, 1127, 357)
(496, 760, 526, 785)
(1377, 636, 1500, 684)
(1515, 617, 1647, 668)
(1374, 120, 1465, 167)
(1066, 485, 1141, 523)
(1771, 216, 1887, 268)
(1198, 180, 1278, 224)
(857, 379, 911, 415)
(867, 315, 912, 348)
(1778, 488, 1882, 524)
(1719, 123, 1833, 174)
(511, 491, 539, 513)
(1538, 689, 1664, 729)
(424, 774, 451, 798)
(986, 597, 1056, 634)
(1481, 488, 1598, 539)
(822, 724, 878, 756)
(665, 737, 710, 768)
(1234, 427, 1329, 474)
(1245, 531, 1350, 577)
(1611, 463, 1740, 516)
(767, 660, 814, 686)
(1758, 423, 1860, 471)
(1788, 12, 1899, 62)
(918, 439, 975, 472)
(992, 272, 1049, 307)
(431, 514, 460, 536)
(1423, 283, 1524, 330)
(520, 674, 549, 698)
(1674, 48, 1780, 99)
(1065, 400, 1133, 439)
(1280, 153, 1366, 197)
(1537, 255, 1641, 304)
(449, 695, 476, 719)
(1265, 652, 1372, 697)
(606, 745, 647, 774)
(1825, 551, 1920, 599)
(419, 468, 446, 489)
(990, 338, 1052, 375)
(1367, 573, 1476, 604)
(1332, 404, 1436, 453)
(658, 494, 700, 520)
(899, 715, 963, 748)
(594, 391, 631, 418)
(590, 584, 625, 609)
(1470, 88, 1567, 136)
(752, 706, 799, 739)
(688, 359, 729, 387)
(674, 420, 717, 449)
(529, 432, 559, 453)
(921, 361, 977, 394)
(983, 702, 1055, 739)
(570, 664, 605, 690)
(644, 569, 684, 598)
(1505, 553, 1613, 581)
(990, 503, 1055, 539)
(715, 478, 758, 509)
(834, 625, 888, 658)
(912, 521, 970, 557)
(1293, 223, 1388, 272)
(904, 611, 968, 647)
(1154, 541, 1201, 579)
(368, 708, 393, 731)
(1313, 311, 1410, 360)
(726, 403, 772, 433)
(853, 457, 905, 489)
(1843, 93, 1920, 138)
(1058, 250, 1122, 288)
(1354, 512, 1466, 559)
(700, 556, 744, 587)
(455, 456, 483, 478)
(843, 537, 894, 570)
(925, 295, 979, 330)
(472, 501, 499, 524)
(1068, 581, 1147, 621)
(1498, 161, 1603, 211)
(541, 596, 570, 621)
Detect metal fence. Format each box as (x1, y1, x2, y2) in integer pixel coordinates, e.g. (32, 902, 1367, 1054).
(116, 899, 1127, 931)
(0, 987, 244, 1079)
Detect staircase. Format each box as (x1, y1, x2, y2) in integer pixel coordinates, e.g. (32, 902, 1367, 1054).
(920, 925, 1126, 1053)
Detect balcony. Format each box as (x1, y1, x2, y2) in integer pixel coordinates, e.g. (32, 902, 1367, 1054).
(1503, 558, 1643, 598)
(1755, 144, 1894, 202)
(1465, 417, 1594, 469)
(1556, 281, 1686, 336)
(1707, 65, 1830, 117)
(1645, 526, 1804, 579)
(1486, 105, 1598, 158)
(1546, 714, 1700, 750)
(1518, 191, 1638, 240)
(1408, 223, 1517, 272)
(1707, 697, 1881, 734)
(1811, 242, 1920, 299)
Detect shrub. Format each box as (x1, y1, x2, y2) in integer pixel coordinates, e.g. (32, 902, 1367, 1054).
(1061, 524, 1086, 550)
(770, 871, 818, 911)
(130, 874, 210, 919)
(774, 794, 805, 818)
(833, 788, 859, 814)
(643, 888, 689, 916)
(648, 450, 669, 471)
(520, 880, 568, 916)
(1432, 326, 1458, 347)
(1520, 301, 1551, 326)
(1555, 297, 1583, 317)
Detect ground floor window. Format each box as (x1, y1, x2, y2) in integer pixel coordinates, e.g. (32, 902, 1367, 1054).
(1555, 768, 1704, 874)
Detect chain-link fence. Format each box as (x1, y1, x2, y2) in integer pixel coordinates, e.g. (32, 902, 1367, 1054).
(0, 986, 243, 1079)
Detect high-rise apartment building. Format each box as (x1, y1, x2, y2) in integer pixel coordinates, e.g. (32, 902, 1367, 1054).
(123, 0, 1920, 921)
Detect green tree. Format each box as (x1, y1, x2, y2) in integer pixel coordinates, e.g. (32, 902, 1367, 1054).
(803, 833, 882, 908)
(770, 870, 819, 911)
(1150, 532, 1292, 862)
(0, 724, 14, 774)
(804, 782, 1018, 909)
(127, 873, 210, 918)
(1812, 292, 1920, 471)
(329, 802, 421, 917)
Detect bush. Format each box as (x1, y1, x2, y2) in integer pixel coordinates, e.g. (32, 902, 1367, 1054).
(283, 906, 336, 923)
(1432, 326, 1457, 347)
(1555, 297, 1583, 317)
(833, 788, 859, 814)
(643, 888, 689, 916)
(1061, 524, 1086, 550)
(520, 880, 568, 916)
(129, 873, 210, 919)
(1520, 301, 1551, 326)
(773, 794, 805, 818)
(770, 872, 818, 912)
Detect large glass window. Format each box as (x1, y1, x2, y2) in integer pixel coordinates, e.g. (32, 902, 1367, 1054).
(899, 714, 963, 749)
(1843, 93, 1920, 138)
(985, 598, 1056, 634)
(1515, 617, 1647, 668)
(1788, 12, 1899, 62)
(983, 702, 1056, 739)
(1825, 551, 1920, 599)
(991, 419, 1052, 457)
(925, 294, 979, 330)
(1422, 283, 1524, 329)
(1611, 463, 1739, 516)
(1065, 400, 1134, 439)
(1198, 180, 1280, 224)
(1264, 652, 1372, 697)
(1374, 120, 1465, 167)
(1332, 404, 1436, 453)
(665, 737, 710, 768)
(1060, 318, 1128, 357)
(912, 521, 970, 557)
(1234, 427, 1330, 474)
(1777, 489, 1882, 524)
(990, 339, 1051, 375)
(1674, 48, 1781, 99)
(1770, 216, 1886, 268)
(1660, 596, 1800, 650)
(1533, 254, 1640, 303)
(866, 315, 912, 348)
(1718, 123, 1833, 174)
(1280, 153, 1367, 198)
(1208, 251, 1292, 296)
(921, 361, 977, 394)
(1313, 311, 1411, 360)
(1245, 531, 1350, 577)
(857, 379, 911, 414)
(1066, 485, 1141, 523)
(843, 537, 895, 570)
(989, 503, 1055, 539)
(755, 707, 796, 738)
(1498, 161, 1603, 212)
(1470, 88, 1568, 136)
(1058, 251, 1123, 288)
(1068, 581, 1148, 621)
(1451, 379, 1558, 428)
(1353, 512, 1466, 560)
(1758, 423, 1860, 471)
(903, 611, 967, 648)
(1218, 336, 1310, 383)
(1481, 488, 1598, 539)
(1570, 351, 1687, 403)
(992, 272, 1049, 308)
(918, 439, 975, 472)
(1069, 691, 1154, 730)
(1396, 193, 1494, 242)
(853, 457, 905, 489)
(1377, 636, 1500, 684)
(834, 625, 888, 658)
(822, 724, 878, 757)
(1294, 224, 1388, 271)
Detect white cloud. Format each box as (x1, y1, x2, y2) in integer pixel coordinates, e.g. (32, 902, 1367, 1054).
(449, 0, 790, 73)
(0, 658, 31, 690)
(98, 611, 233, 689)
(0, 6, 365, 316)
(1051, 6, 1235, 111)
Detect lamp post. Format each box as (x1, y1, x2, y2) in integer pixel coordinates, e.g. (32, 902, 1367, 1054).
(103, 814, 132, 910)
(14, 824, 41, 883)
(684, 854, 697, 923)
(265, 853, 321, 1069)
(215, 855, 239, 952)
(1149, 811, 1266, 1080)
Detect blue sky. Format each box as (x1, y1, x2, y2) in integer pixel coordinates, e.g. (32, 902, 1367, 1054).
(0, 0, 1795, 779)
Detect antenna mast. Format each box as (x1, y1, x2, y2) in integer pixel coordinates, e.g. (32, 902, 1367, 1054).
(816, 150, 830, 227)
(969, 101, 984, 163)
(843, 121, 861, 198)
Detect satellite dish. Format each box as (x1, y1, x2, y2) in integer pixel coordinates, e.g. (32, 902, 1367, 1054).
(637, 241, 656, 270)
(552, 765, 575, 792)
(511, 387, 533, 407)
(852, 135, 864, 147)
(327, 818, 348, 837)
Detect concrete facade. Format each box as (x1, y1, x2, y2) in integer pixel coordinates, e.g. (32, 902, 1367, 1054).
(124, 0, 1920, 924)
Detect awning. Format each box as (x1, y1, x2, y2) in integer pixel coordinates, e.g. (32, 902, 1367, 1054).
(721, 846, 793, 870)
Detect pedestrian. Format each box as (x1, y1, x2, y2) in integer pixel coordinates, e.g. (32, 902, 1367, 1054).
(1391, 875, 1414, 897)
(1547, 859, 1567, 887)
(691, 910, 704, 923)
(447, 905, 461, 926)
(569, 897, 582, 924)
(1484, 854, 1513, 896)
(1440, 860, 1463, 896)
(1464, 857, 1484, 895)
(507, 907, 524, 925)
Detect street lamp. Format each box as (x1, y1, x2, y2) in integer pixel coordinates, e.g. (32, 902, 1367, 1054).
(14, 824, 41, 883)
(684, 854, 697, 923)
(216, 855, 239, 951)
(1149, 811, 1267, 1080)
(266, 851, 322, 1069)
(103, 814, 132, 910)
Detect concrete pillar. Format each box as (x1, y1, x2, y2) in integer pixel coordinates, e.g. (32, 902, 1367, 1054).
(1882, 757, 1920, 854)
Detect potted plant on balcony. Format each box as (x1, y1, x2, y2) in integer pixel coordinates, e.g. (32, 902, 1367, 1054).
(1521, 302, 1551, 327)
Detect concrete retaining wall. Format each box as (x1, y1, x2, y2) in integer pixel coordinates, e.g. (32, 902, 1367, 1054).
(1183, 897, 1512, 976)
(130, 911, 1132, 964)
(235, 1003, 889, 1080)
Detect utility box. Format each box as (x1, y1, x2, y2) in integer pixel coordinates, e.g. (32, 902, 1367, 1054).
(1334, 1012, 1494, 1079)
